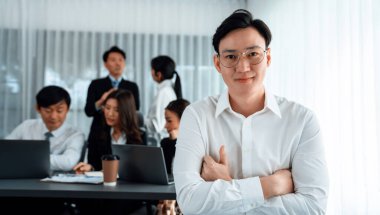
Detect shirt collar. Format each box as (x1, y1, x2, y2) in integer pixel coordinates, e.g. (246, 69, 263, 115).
(110, 127, 127, 145)
(215, 90, 230, 117)
(108, 75, 123, 83)
(42, 119, 67, 138)
(158, 79, 173, 90)
(215, 89, 282, 118)
(264, 90, 282, 118)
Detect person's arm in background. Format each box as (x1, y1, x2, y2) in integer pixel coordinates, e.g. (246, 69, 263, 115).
(173, 107, 293, 214)
(50, 131, 85, 171)
(84, 81, 99, 117)
(85, 81, 115, 117)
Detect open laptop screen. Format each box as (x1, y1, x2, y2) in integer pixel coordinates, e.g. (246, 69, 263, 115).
(0, 139, 50, 179)
(112, 144, 173, 185)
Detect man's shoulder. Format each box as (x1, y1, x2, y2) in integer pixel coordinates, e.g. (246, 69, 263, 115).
(274, 95, 315, 118)
(187, 95, 220, 114)
(19, 119, 42, 127)
(121, 79, 138, 86)
(89, 77, 108, 85)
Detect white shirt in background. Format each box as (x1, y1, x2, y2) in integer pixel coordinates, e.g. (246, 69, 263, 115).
(6, 119, 85, 171)
(173, 90, 329, 215)
(145, 79, 177, 140)
(110, 127, 127, 145)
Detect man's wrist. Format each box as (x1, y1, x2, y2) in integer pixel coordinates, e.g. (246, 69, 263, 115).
(260, 175, 274, 199)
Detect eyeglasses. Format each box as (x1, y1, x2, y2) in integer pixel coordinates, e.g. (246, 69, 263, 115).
(218, 46, 267, 68)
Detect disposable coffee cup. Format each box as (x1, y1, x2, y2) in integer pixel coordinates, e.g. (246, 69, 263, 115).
(101, 154, 120, 186)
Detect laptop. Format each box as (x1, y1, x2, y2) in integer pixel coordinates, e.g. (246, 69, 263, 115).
(0, 139, 50, 179)
(112, 144, 174, 185)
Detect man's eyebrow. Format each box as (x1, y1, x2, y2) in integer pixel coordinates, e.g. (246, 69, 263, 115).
(221, 45, 261, 53)
(221, 49, 237, 54)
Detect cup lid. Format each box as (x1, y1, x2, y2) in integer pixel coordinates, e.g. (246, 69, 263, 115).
(101, 154, 120, 161)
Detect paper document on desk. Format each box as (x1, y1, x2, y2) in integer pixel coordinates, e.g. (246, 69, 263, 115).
(41, 172, 103, 184)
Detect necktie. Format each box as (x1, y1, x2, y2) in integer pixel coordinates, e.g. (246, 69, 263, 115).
(44, 132, 53, 141)
(112, 80, 118, 88)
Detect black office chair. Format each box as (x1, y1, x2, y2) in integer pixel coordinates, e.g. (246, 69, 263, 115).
(136, 111, 148, 145)
(79, 140, 88, 162)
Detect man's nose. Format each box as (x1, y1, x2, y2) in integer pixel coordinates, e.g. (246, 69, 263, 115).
(235, 55, 250, 72)
(50, 111, 58, 119)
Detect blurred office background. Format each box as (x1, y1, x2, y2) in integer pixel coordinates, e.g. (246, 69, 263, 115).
(0, 0, 379, 214)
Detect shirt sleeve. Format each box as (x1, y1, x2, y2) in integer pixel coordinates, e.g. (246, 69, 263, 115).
(273, 111, 329, 214)
(173, 107, 265, 214)
(50, 131, 85, 171)
(5, 121, 26, 139)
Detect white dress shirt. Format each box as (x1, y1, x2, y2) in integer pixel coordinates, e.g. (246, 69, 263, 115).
(110, 127, 127, 145)
(173, 90, 329, 215)
(145, 79, 177, 137)
(6, 119, 85, 171)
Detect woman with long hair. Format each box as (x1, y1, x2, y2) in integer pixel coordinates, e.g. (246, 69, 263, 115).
(74, 89, 142, 172)
(73, 89, 144, 214)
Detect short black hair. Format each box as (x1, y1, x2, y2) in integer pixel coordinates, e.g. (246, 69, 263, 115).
(212, 9, 272, 54)
(102, 46, 126, 62)
(165, 99, 190, 119)
(36, 85, 71, 108)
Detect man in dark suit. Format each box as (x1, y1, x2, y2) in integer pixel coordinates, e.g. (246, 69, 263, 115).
(85, 46, 140, 162)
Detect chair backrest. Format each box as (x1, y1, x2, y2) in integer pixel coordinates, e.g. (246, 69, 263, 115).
(79, 140, 88, 162)
(136, 111, 145, 128)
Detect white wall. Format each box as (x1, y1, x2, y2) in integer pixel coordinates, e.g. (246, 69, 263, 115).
(0, 0, 245, 35)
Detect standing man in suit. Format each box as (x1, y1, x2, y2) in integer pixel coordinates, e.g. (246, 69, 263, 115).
(85, 46, 140, 163)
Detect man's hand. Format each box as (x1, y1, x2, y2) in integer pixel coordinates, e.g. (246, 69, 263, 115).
(73, 162, 93, 174)
(95, 88, 116, 109)
(260, 169, 294, 199)
(201, 145, 232, 181)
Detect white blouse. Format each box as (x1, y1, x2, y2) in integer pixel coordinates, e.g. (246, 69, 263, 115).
(145, 79, 177, 138)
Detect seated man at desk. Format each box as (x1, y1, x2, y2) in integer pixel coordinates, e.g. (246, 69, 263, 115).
(6, 85, 85, 171)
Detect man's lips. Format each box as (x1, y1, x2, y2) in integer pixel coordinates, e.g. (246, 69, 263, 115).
(235, 76, 254, 82)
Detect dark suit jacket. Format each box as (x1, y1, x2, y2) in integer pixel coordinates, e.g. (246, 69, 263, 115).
(87, 124, 144, 171)
(85, 77, 140, 161)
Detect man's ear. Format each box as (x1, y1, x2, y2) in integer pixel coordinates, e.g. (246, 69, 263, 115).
(156, 71, 163, 81)
(266, 48, 271, 66)
(213, 54, 222, 74)
(36, 105, 41, 113)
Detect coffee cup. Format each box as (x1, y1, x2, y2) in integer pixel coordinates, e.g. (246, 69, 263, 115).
(101, 154, 120, 186)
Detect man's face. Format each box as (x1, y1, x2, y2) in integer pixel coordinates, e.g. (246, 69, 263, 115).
(104, 52, 126, 79)
(213, 27, 271, 97)
(37, 100, 69, 132)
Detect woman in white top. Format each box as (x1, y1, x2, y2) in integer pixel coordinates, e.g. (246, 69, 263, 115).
(145, 56, 183, 141)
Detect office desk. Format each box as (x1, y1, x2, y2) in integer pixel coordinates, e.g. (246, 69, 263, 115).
(0, 179, 176, 200)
